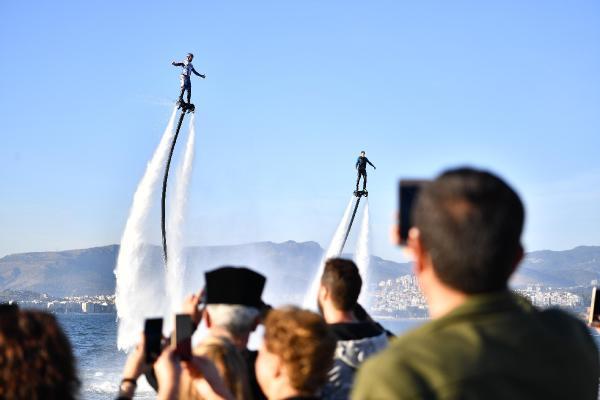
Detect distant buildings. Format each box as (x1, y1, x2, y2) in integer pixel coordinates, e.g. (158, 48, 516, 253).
(6, 294, 116, 314)
(368, 275, 585, 318)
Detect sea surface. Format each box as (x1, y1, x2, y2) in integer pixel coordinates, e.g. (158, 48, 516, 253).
(58, 313, 424, 400)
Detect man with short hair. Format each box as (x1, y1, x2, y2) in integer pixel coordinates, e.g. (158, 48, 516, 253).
(355, 151, 375, 192)
(184, 266, 269, 400)
(318, 258, 388, 400)
(172, 53, 205, 104)
(352, 167, 599, 399)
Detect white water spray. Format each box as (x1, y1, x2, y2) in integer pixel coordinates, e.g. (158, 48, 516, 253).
(302, 197, 355, 310)
(166, 114, 196, 317)
(115, 107, 177, 351)
(354, 199, 370, 306)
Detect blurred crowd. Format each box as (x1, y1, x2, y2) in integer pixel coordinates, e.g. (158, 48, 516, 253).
(1, 167, 599, 400)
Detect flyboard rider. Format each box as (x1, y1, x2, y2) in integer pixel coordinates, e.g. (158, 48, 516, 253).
(172, 53, 205, 105)
(356, 151, 376, 192)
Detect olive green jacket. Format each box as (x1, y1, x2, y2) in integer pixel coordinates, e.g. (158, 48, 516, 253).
(352, 291, 599, 400)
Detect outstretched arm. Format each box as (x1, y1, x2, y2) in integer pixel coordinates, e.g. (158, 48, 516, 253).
(192, 67, 206, 79)
(367, 158, 376, 169)
(172, 61, 184, 67)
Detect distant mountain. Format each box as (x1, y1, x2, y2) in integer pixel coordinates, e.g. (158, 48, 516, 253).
(0, 242, 598, 297)
(0, 241, 411, 298)
(512, 246, 600, 287)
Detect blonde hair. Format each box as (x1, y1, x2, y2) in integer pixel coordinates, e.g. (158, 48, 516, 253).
(180, 335, 251, 400)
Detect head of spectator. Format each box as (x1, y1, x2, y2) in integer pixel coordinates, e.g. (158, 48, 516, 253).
(317, 259, 389, 400)
(406, 167, 525, 317)
(0, 307, 80, 400)
(202, 266, 268, 349)
(318, 258, 362, 323)
(255, 306, 336, 400)
(180, 335, 251, 400)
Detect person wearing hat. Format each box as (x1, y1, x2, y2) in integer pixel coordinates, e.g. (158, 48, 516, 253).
(184, 266, 270, 400)
(171, 53, 205, 105)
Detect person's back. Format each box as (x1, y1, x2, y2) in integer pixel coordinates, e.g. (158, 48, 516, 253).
(355, 291, 597, 399)
(180, 335, 251, 400)
(325, 322, 388, 400)
(352, 167, 599, 400)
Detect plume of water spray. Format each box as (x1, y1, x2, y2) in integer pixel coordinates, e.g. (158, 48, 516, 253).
(115, 107, 177, 351)
(354, 199, 370, 306)
(302, 197, 355, 310)
(166, 114, 196, 318)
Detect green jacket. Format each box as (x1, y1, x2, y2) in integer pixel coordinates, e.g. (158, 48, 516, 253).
(352, 291, 599, 400)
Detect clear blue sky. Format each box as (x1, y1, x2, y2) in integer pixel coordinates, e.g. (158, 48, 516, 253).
(1, 1, 599, 262)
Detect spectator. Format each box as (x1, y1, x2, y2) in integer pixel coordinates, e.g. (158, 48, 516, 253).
(317, 258, 388, 399)
(118, 335, 234, 400)
(0, 305, 80, 400)
(352, 167, 599, 399)
(255, 306, 336, 400)
(184, 266, 270, 400)
(180, 335, 251, 400)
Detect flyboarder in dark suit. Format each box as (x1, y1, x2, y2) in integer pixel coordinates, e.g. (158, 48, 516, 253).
(356, 151, 376, 192)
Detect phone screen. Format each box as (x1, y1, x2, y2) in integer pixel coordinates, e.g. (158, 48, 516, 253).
(144, 318, 163, 364)
(398, 180, 428, 244)
(173, 314, 194, 361)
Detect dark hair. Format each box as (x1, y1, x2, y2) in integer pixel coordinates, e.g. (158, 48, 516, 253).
(321, 258, 362, 311)
(264, 307, 335, 395)
(413, 167, 524, 294)
(0, 309, 79, 399)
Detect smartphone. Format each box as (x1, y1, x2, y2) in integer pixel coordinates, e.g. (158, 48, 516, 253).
(144, 318, 163, 364)
(398, 180, 429, 245)
(172, 314, 194, 361)
(589, 287, 600, 326)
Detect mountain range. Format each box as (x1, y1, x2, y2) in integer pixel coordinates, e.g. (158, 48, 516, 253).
(0, 242, 598, 297)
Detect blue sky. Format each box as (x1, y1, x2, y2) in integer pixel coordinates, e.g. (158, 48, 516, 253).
(1, 1, 599, 261)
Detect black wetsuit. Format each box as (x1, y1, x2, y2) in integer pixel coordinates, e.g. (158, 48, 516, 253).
(355, 156, 375, 191)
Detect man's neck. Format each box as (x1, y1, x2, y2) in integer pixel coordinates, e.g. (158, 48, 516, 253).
(425, 283, 469, 319)
(323, 304, 357, 324)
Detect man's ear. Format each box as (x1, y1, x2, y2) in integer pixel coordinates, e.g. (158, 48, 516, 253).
(273, 353, 283, 379)
(408, 227, 426, 276)
(318, 285, 329, 302)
